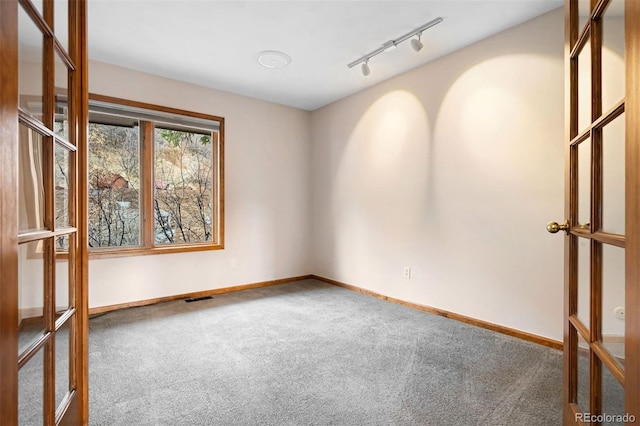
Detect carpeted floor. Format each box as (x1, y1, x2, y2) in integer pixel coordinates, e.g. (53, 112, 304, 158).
(88, 279, 564, 425)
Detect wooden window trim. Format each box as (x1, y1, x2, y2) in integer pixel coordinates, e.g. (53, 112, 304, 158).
(84, 94, 225, 257)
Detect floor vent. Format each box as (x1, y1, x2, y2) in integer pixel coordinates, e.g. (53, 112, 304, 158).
(185, 296, 213, 303)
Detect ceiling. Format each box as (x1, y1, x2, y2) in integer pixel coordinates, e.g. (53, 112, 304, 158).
(88, 0, 563, 111)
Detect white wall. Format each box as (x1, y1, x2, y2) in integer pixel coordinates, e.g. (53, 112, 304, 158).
(310, 9, 566, 341)
(88, 62, 312, 308)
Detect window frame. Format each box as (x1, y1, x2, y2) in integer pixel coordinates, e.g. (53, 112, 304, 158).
(86, 93, 224, 258)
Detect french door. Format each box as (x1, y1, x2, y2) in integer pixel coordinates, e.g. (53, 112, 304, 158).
(554, 0, 640, 423)
(0, 0, 88, 424)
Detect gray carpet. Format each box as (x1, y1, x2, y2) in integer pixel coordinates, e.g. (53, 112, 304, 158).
(88, 279, 563, 425)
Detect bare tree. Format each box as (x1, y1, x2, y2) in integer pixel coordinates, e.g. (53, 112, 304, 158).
(85, 122, 214, 247)
(154, 129, 213, 244)
(87, 123, 141, 247)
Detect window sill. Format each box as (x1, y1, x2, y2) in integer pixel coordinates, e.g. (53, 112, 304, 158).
(88, 243, 224, 259)
(56, 243, 223, 260)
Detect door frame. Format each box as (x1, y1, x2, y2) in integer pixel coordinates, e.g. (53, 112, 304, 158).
(75, 0, 90, 422)
(0, 0, 20, 419)
(624, 0, 640, 418)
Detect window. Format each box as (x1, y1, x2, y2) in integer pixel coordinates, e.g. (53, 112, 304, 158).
(88, 120, 141, 247)
(86, 95, 224, 256)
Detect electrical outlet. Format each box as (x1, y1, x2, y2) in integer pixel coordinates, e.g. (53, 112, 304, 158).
(614, 307, 625, 321)
(230, 258, 237, 269)
(403, 266, 411, 279)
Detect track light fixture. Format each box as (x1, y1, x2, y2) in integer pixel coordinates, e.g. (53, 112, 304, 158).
(348, 17, 443, 75)
(382, 40, 398, 52)
(410, 33, 423, 52)
(361, 60, 371, 76)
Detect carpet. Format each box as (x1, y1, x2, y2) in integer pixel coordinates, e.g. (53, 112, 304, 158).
(88, 279, 563, 425)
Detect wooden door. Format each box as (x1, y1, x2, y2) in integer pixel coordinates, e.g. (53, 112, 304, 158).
(554, 0, 640, 423)
(0, 0, 88, 424)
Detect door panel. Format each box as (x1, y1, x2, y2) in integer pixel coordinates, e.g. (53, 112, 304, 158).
(562, 0, 639, 422)
(1, 0, 87, 424)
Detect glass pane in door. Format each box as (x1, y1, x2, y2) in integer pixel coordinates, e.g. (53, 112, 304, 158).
(578, 0, 591, 33)
(54, 0, 69, 53)
(19, 349, 44, 425)
(578, 40, 592, 132)
(18, 125, 46, 233)
(18, 5, 44, 121)
(578, 238, 591, 329)
(56, 233, 70, 252)
(55, 320, 72, 410)
(55, 144, 71, 228)
(55, 236, 71, 314)
(602, 0, 625, 112)
(18, 240, 47, 356)
(54, 49, 70, 140)
(602, 114, 625, 235)
(577, 331, 590, 412)
(602, 361, 625, 424)
(602, 244, 625, 371)
(578, 138, 591, 227)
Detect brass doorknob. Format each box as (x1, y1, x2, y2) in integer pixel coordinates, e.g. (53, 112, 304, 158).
(547, 221, 569, 234)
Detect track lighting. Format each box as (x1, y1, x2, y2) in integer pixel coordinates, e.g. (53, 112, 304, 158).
(361, 60, 371, 76)
(382, 40, 398, 52)
(347, 17, 443, 75)
(410, 34, 423, 52)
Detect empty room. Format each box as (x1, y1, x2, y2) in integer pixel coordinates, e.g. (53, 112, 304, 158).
(1, 0, 638, 425)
